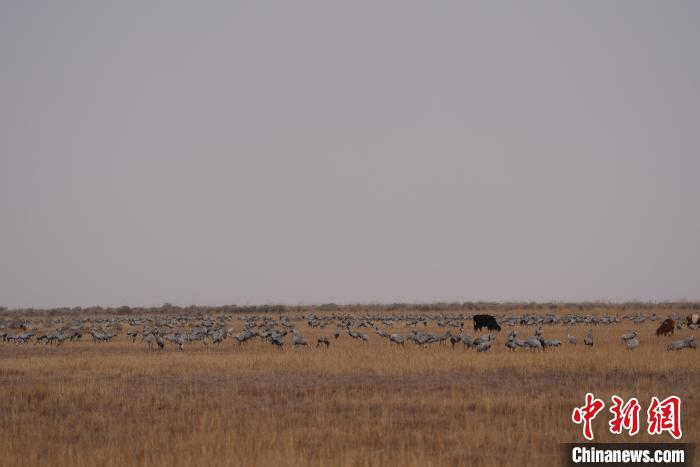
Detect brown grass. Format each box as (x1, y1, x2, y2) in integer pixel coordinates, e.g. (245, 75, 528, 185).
(0, 310, 697, 466)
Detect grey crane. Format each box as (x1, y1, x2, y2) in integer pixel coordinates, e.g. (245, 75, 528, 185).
(175, 333, 187, 351)
(126, 329, 139, 343)
(505, 330, 526, 351)
(626, 334, 639, 351)
(542, 339, 561, 349)
(505, 337, 519, 351)
(475, 340, 492, 352)
(620, 331, 637, 343)
(460, 334, 474, 348)
(667, 336, 696, 351)
(271, 335, 284, 350)
(523, 336, 543, 351)
(389, 334, 404, 346)
(472, 334, 494, 349)
(293, 333, 310, 348)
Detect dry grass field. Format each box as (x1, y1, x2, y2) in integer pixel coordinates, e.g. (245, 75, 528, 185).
(0, 307, 698, 467)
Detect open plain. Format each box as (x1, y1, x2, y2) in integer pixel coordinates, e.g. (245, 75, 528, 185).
(0, 304, 698, 467)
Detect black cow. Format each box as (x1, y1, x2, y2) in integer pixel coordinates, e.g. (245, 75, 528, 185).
(656, 319, 675, 336)
(473, 314, 501, 332)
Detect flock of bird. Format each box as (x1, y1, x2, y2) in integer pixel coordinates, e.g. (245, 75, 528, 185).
(0, 310, 697, 353)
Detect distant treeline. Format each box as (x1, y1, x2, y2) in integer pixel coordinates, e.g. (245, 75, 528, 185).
(1, 301, 699, 317)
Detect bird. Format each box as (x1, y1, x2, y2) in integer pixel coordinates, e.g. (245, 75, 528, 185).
(542, 339, 561, 349)
(626, 334, 639, 351)
(389, 334, 404, 346)
(271, 335, 284, 350)
(472, 334, 493, 349)
(175, 334, 187, 351)
(667, 336, 696, 351)
(155, 333, 165, 350)
(126, 329, 139, 343)
(620, 331, 636, 343)
(210, 330, 226, 345)
(293, 334, 309, 348)
(505, 337, 519, 351)
(461, 334, 474, 347)
(523, 336, 542, 351)
(505, 331, 525, 351)
(475, 340, 492, 352)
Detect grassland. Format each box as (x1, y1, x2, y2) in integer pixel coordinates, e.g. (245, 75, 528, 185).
(0, 308, 697, 466)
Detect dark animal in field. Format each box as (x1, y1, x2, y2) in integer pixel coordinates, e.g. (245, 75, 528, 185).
(656, 319, 675, 336)
(473, 314, 501, 332)
(317, 336, 330, 348)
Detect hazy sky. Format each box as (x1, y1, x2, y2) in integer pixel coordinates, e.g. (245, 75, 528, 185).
(1, 2, 699, 308)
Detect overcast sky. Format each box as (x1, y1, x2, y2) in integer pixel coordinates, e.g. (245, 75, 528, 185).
(1, 1, 699, 308)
